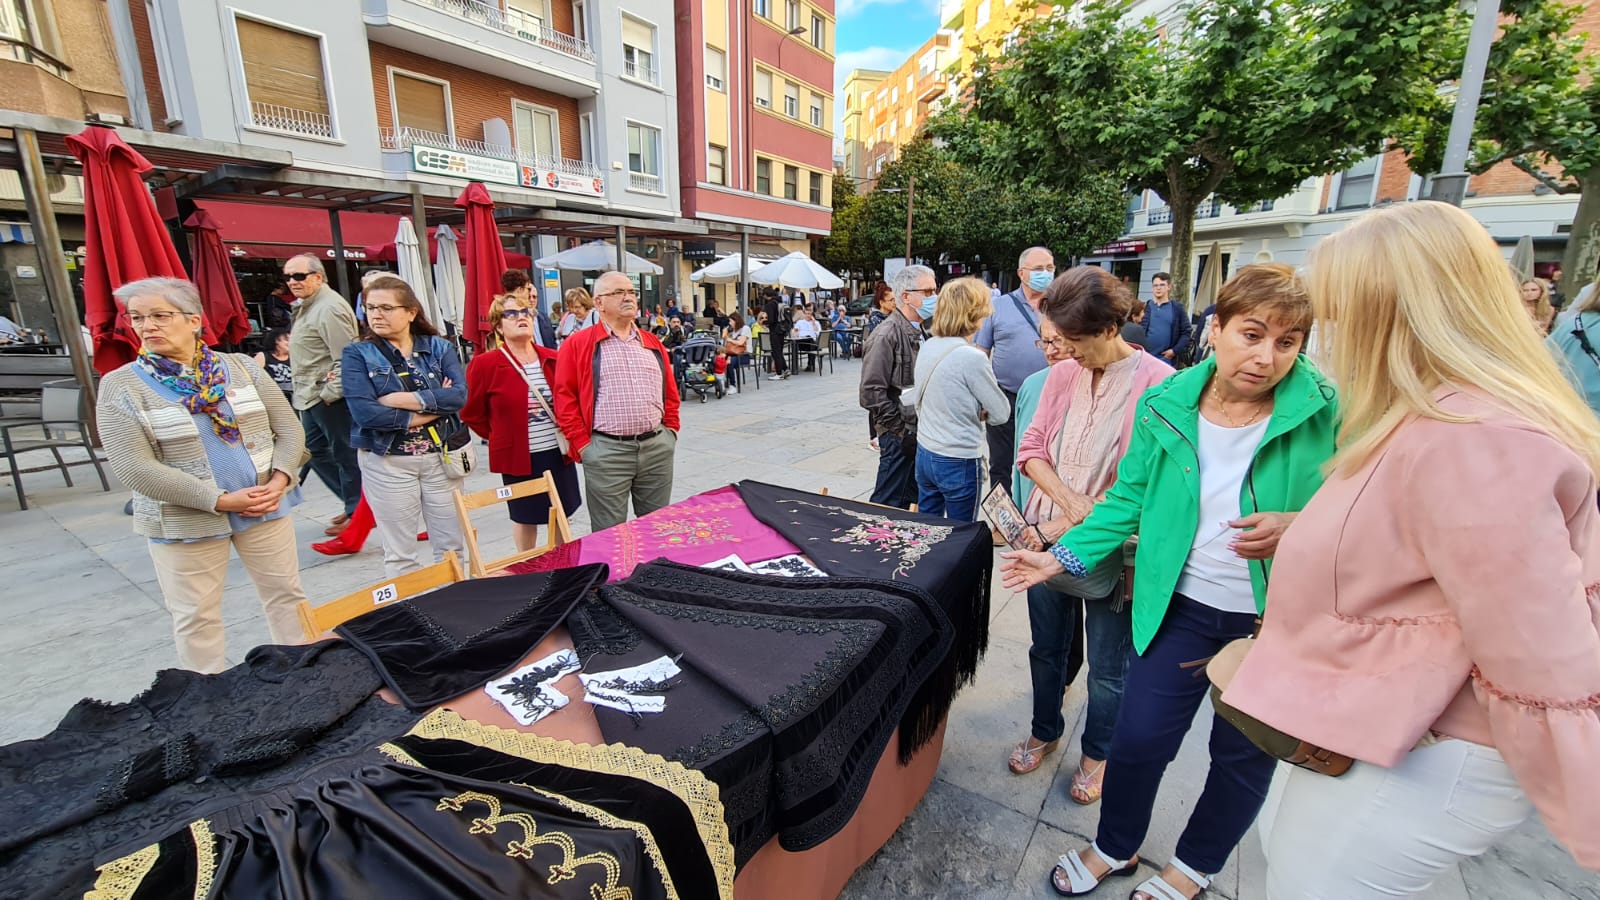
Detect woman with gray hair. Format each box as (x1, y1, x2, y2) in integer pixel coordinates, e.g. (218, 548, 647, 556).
(96, 277, 309, 673)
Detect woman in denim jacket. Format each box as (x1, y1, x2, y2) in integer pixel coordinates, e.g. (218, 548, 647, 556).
(341, 275, 468, 576)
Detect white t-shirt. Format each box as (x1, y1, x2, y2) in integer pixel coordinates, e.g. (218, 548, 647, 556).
(1174, 415, 1271, 615)
(521, 360, 561, 453)
(792, 318, 821, 340)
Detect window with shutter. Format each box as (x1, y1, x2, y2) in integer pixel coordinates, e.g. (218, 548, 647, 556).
(756, 158, 771, 194)
(809, 172, 823, 204)
(236, 16, 333, 138)
(621, 16, 656, 83)
(755, 69, 772, 108)
(514, 102, 560, 160)
(707, 145, 726, 185)
(391, 72, 450, 138)
(784, 165, 798, 200)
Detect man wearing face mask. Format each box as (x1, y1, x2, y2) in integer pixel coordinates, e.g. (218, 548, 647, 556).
(860, 265, 934, 509)
(976, 246, 1054, 513)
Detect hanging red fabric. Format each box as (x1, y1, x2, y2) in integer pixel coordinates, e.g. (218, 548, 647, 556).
(183, 209, 252, 346)
(454, 182, 507, 351)
(65, 126, 188, 374)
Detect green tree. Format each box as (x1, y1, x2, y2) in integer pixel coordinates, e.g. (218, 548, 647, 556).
(1394, 0, 1600, 289)
(815, 171, 877, 278)
(938, 0, 1461, 302)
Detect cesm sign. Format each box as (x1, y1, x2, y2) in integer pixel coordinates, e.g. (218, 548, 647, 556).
(411, 145, 605, 199)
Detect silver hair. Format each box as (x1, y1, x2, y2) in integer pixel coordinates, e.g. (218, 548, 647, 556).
(286, 253, 326, 275)
(360, 269, 388, 288)
(1017, 246, 1053, 269)
(890, 265, 935, 299)
(113, 277, 204, 318)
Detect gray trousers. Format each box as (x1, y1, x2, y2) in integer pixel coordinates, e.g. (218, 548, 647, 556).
(357, 450, 466, 577)
(582, 430, 676, 532)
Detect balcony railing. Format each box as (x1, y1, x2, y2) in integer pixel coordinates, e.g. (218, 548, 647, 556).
(0, 37, 66, 77)
(1148, 207, 1172, 225)
(1198, 198, 1222, 218)
(628, 171, 662, 192)
(417, 0, 594, 61)
(622, 57, 659, 85)
(1241, 199, 1275, 213)
(381, 127, 604, 179)
(249, 101, 334, 139)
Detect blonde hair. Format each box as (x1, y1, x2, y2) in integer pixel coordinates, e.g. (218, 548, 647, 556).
(564, 287, 593, 314)
(1308, 201, 1600, 475)
(930, 277, 992, 338)
(1521, 278, 1554, 334)
(486, 292, 531, 349)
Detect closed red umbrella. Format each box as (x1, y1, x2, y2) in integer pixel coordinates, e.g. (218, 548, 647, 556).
(184, 209, 251, 346)
(455, 182, 507, 350)
(65, 126, 187, 374)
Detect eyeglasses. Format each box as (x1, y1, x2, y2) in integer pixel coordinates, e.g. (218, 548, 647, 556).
(285, 272, 317, 282)
(364, 304, 406, 316)
(1033, 338, 1068, 351)
(904, 287, 937, 297)
(597, 289, 639, 300)
(129, 311, 185, 328)
(1022, 265, 1056, 274)
(500, 308, 535, 320)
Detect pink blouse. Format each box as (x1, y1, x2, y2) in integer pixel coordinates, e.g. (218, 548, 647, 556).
(1224, 389, 1600, 868)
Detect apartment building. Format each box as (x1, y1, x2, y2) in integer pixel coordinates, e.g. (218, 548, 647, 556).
(849, 31, 953, 185)
(840, 68, 885, 187)
(674, 0, 837, 305)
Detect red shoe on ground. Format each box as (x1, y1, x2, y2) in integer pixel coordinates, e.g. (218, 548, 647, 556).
(312, 496, 374, 556)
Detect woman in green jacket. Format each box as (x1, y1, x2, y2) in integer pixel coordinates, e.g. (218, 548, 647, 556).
(1001, 264, 1338, 900)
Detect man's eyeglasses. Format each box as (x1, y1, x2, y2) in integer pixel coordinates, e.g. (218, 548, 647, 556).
(284, 272, 316, 282)
(1034, 338, 1068, 351)
(597, 289, 639, 300)
(364, 304, 406, 316)
(500, 308, 535, 320)
(905, 287, 937, 297)
(1022, 265, 1056, 274)
(129, 311, 184, 328)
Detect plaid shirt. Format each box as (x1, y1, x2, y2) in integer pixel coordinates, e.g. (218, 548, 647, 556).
(593, 322, 665, 435)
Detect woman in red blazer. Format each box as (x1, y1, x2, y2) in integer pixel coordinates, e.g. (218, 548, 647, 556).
(461, 293, 582, 550)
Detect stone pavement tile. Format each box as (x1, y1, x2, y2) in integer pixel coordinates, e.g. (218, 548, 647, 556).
(0, 651, 183, 745)
(937, 634, 1083, 821)
(0, 562, 165, 656)
(839, 777, 1036, 900)
(987, 586, 1034, 648)
(0, 611, 174, 716)
(1459, 819, 1599, 900)
(1007, 819, 1163, 900)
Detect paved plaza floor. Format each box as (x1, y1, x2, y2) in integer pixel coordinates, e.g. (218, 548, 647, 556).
(0, 353, 1593, 899)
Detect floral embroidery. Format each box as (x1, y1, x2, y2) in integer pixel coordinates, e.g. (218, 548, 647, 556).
(651, 515, 739, 547)
(786, 501, 951, 578)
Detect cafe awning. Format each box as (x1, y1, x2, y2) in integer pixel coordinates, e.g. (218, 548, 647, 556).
(193, 199, 401, 260)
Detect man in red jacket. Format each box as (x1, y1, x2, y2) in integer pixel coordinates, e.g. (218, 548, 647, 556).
(553, 270, 681, 531)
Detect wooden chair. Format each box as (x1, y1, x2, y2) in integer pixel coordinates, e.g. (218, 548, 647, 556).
(454, 471, 573, 577)
(296, 550, 466, 639)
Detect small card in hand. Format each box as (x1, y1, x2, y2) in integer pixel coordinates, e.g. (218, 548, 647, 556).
(981, 484, 1046, 551)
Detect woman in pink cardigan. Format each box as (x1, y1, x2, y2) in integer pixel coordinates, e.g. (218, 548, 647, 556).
(1006, 267, 1173, 802)
(1224, 201, 1600, 895)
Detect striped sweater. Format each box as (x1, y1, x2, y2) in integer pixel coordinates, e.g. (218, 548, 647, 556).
(97, 354, 306, 540)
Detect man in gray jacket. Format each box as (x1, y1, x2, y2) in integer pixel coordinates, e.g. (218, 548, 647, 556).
(285, 254, 362, 530)
(859, 264, 933, 509)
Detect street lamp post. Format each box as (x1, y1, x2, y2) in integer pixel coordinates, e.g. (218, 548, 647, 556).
(881, 174, 916, 266)
(1431, 0, 1501, 206)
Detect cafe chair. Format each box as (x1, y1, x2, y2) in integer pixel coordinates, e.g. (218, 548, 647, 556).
(1, 379, 110, 510)
(454, 471, 573, 577)
(296, 550, 466, 639)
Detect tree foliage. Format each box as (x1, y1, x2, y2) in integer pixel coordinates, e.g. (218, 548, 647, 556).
(936, 0, 1461, 301)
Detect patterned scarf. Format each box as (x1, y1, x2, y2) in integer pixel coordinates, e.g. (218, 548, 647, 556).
(136, 339, 241, 444)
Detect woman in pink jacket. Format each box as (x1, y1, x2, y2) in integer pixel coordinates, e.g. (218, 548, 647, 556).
(1225, 200, 1600, 895)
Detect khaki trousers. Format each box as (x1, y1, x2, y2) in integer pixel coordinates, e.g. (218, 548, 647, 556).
(357, 450, 466, 577)
(582, 429, 677, 532)
(146, 515, 308, 674)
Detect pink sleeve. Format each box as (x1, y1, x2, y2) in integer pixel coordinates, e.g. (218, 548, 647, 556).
(1411, 428, 1600, 869)
(1017, 364, 1074, 471)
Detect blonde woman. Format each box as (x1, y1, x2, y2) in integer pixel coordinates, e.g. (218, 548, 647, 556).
(1224, 201, 1600, 896)
(904, 277, 1010, 521)
(556, 287, 594, 342)
(1521, 277, 1555, 334)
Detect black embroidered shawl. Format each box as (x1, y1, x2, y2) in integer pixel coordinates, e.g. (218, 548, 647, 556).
(566, 561, 950, 865)
(733, 480, 994, 757)
(73, 710, 736, 900)
(0, 642, 420, 898)
(336, 564, 609, 710)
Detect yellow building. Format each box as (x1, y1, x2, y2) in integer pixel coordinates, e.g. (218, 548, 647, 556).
(840, 68, 886, 187)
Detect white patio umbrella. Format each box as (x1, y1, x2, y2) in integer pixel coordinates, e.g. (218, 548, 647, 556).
(393, 217, 439, 326)
(1509, 234, 1535, 282)
(749, 251, 844, 290)
(689, 253, 765, 283)
(534, 239, 663, 275)
(432, 224, 466, 330)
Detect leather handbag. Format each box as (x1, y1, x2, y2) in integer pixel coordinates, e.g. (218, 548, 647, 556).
(1205, 623, 1354, 777)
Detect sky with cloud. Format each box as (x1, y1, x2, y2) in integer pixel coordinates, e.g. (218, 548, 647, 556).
(831, 0, 946, 148)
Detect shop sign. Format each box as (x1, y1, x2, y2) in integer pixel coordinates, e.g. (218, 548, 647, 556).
(324, 248, 369, 260)
(412, 145, 520, 188)
(520, 166, 606, 198)
(542, 268, 560, 288)
(1091, 239, 1147, 256)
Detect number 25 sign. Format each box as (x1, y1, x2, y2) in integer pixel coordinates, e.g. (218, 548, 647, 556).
(371, 583, 400, 605)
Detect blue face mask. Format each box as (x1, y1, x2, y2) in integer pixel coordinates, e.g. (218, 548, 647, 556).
(1027, 270, 1054, 292)
(918, 293, 938, 320)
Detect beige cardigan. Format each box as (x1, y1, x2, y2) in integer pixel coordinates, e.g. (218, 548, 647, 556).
(97, 354, 305, 540)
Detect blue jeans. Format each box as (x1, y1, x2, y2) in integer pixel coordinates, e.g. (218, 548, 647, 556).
(1096, 594, 1273, 875)
(870, 432, 917, 509)
(1027, 582, 1132, 759)
(300, 400, 361, 515)
(914, 447, 981, 521)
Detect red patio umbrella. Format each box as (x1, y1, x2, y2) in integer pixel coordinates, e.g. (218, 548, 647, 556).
(184, 209, 252, 346)
(455, 182, 507, 350)
(65, 126, 188, 374)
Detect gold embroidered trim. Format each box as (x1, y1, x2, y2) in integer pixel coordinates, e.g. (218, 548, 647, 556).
(87, 843, 159, 900)
(518, 782, 679, 900)
(377, 742, 422, 767)
(407, 709, 735, 899)
(189, 819, 216, 900)
(437, 790, 630, 899)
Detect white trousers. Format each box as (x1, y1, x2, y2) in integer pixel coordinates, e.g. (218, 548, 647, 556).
(357, 450, 466, 577)
(1259, 739, 1532, 899)
(146, 515, 307, 674)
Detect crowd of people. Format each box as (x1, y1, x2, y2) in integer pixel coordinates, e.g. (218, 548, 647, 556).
(83, 197, 1600, 899)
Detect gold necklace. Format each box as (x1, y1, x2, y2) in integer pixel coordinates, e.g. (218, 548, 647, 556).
(1210, 379, 1269, 427)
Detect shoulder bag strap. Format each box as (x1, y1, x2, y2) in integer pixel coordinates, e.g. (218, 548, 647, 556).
(913, 344, 965, 419)
(1571, 313, 1600, 370)
(1008, 293, 1042, 338)
(502, 347, 569, 453)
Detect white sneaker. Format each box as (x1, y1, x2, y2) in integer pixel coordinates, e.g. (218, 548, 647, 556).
(731, 386, 740, 394)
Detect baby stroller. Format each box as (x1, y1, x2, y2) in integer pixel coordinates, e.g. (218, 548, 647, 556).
(674, 335, 723, 402)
